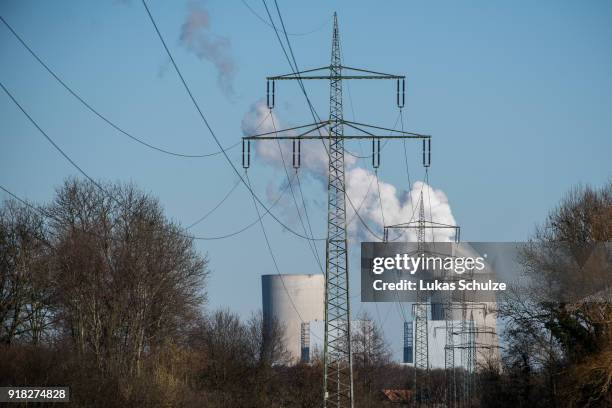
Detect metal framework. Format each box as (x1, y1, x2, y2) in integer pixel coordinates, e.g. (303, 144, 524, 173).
(242, 13, 431, 407)
(445, 305, 457, 408)
(383, 201, 461, 407)
(324, 16, 353, 406)
(446, 296, 498, 408)
(385, 210, 499, 408)
(463, 311, 476, 407)
(414, 194, 430, 406)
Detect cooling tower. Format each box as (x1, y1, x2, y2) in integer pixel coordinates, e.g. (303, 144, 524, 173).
(262, 274, 325, 363)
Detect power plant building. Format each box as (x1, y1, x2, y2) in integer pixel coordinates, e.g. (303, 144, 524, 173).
(262, 274, 324, 363)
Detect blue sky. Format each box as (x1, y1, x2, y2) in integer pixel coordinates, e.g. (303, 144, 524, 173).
(1, 0, 611, 360)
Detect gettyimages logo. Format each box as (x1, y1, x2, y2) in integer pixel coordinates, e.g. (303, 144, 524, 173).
(361, 242, 507, 302)
(371, 253, 486, 275)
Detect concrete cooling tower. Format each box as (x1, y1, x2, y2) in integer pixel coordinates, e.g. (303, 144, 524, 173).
(262, 274, 324, 363)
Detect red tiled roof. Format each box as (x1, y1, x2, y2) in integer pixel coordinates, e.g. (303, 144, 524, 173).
(382, 389, 413, 402)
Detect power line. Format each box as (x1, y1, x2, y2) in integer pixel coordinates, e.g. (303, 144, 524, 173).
(0, 15, 239, 159)
(0, 184, 67, 252)
(259, 0, 332, 273)
(249, 9, 429, 403)
(381, 107, 424, 242)
(0, 80, 296, 243)
(264, 8, 412, 396)
(236, 2, 330, 342)
(2, 4, 333, 249)
(3, 2, 413, 249)
(346, 170, 375, 228)
(0, 183, 158, 247)
(0, 12, 268, 228)
(264, 0, 324, 124)
(0, 182, 131, 248)
(269, 112, 325, 273)
(400, 108, 416, 228)
(270, 2, 387, 241)
(0, 81, 111, 197)
(245, 171, 322, 341)
(190, 171, 295, 240)
(0, 79, 187, 237)
(375, 169, 387, 233)
(265, 0, 384, 242)
(341, 44, 366, 161)
(185, 112, 275, 230)
(243, 1, 336, 345)
(361, 117, 412, 328)
(140, 0, 325, 242)
(240, 0, 331, 36)
(386, 169, 428, 242)
(400, 109, 413, 195)
(0, 184, 53, 224)
(2, 9, 273, 234)
(425, 168, 436, 242)
(186, 178, 241, 229)
(295, 170, 325, 268)
(0, 177, 312, 332)
(244, 0, 334, 331)
(267, 0, 405, 245)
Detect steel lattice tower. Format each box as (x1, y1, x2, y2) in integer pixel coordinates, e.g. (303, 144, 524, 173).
(323, 13, 354, 407)
(242, 12, 431, 407)
(444, 299, 457, 408)
(384, 201, 462, 407)
(466, 311, 476, 405)
(444, 233, 461, 408)
(413, 192, 429, 405)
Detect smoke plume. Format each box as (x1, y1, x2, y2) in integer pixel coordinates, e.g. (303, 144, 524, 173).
(241, 100, 458, 242)
(180, 2, 235, 96)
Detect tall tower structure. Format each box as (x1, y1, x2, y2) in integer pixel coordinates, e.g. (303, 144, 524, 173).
(413, 193, 430, 405)
(323, 13, 353, 407)
(384, 194, 461, 407)
(243, 12, 431, 407)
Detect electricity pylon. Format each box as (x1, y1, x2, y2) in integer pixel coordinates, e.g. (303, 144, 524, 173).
(383, 196, 461, 407)
(414, 194, 430, 406)
(445, 302, 457, 408)
(242, 13, 431, 407)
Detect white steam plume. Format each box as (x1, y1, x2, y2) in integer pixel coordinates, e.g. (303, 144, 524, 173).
(241, 100, 457, 242)
(180, 2, 235, 96)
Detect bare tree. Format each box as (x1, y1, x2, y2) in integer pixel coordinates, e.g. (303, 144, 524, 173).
(0, 199, 52, 345)
(349, 311, 391, 407)
(247, 310, 291, 366)
(46, 178, 208, 375)
(497, 181, 612, 407)
(352, 311, 391, 369)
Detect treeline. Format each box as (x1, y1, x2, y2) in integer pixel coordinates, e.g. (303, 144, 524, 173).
(477, 182, 612, 408)
(2, 178, 610, 407)
(0, 178, 208, 405)
(0, 179, 409, 407)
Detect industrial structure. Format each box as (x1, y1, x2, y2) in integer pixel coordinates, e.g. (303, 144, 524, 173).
(385, 207, 500, 407)
(244, 12, 430, 407)
(262, 274, 324, 363)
